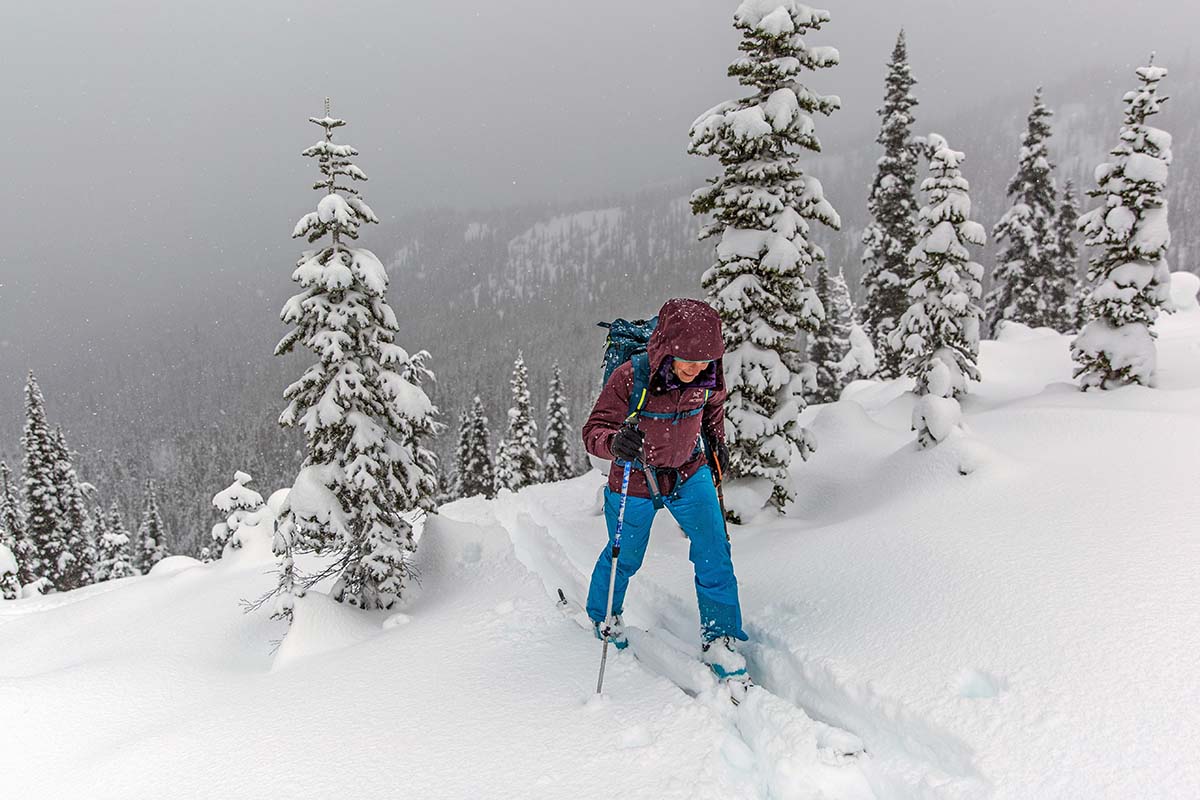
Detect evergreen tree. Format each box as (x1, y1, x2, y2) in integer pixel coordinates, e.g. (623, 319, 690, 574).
(276, 103, 441, 611)
(984, 88, 1060, 337)
(0, 461, 34, 586)
(430, 460, 453, 508)
(0, 543, 17, 600)
(50, 427, 96, 590)
(494, 353, 543, 492)
(807, 263, 847, 403)
(137, 479, 170, 572)
(21, 372, 65, 591)
(96, 502, 138, 581)
(542, 364, 574, 482)
(0, 464, 14, 559)
(890, 134, 986, 448)
(1072, 61, 1173, 390)
(829, 268, 856, 369)
(688, 1, 840, 510)
(448, 407, 472, 501)
(270, 521, 302, 624)
(861, 30, 920, 378)
(1053, 180, 1084, 331)
(397, 349, 442, 510)
(210, 470, 265, 559)
(89, 505, 111, 573)
(461, 396, 495, 499)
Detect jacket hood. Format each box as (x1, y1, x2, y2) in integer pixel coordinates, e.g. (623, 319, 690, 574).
(646, 298, 725, 390)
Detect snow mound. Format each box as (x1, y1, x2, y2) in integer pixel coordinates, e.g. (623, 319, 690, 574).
(148, 555, 203, 577)
(217, 507, 277, 565)
(266, 487, 290, 516)
(722, 476, 774, 524)
(1170, 270, 1199, 312)
(994, 320, 1061, 342)
(272, 592, 385, 671)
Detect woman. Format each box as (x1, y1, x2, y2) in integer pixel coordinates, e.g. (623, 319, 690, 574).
(582, 297, 748, 681)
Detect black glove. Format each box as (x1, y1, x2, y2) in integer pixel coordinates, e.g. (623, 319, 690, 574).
(610, 426, 645, 462)
(706, 438, 729, 475)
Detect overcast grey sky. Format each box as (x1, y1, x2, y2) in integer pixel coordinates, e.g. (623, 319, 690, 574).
(1, 0, 1197, 393)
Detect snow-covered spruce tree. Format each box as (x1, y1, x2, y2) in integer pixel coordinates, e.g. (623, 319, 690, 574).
(807, 263, 848, 403)
(889, 134, 986, 448)
(106, 504, 139, 578)
(861, 29, 920, 379)
(210, 471, 265, 559)
(396, 348, 442, 508)
(270, 523, 302, 624)
(0, 543, 18, 600)
(1072, 61, 1173, 390)
(688, 0, 840, 510)
(95, 502, 138, 582)
(494, 353, 543, 493)
(50, 427, 95, 590)
(825, 267, 864, 386)
(984, 88, 1060, 337)
(830, 269, 854, 333)
(275, 104, 441, 611)
(0, 465, 14, 559)
(137, 479, 170, 573)
(542, 364, 574, 482)
(448, 407, 472, 502)
(0, 461, 34, 586)
(460, 395, 495, 499)
(1054, 180, 1084, 331)
(91, 505, 114, 581)
(21, 372, 64, 591)
(91, 506, 114, 581)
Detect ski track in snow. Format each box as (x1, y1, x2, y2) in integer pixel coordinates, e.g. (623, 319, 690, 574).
(486, 474, 1087, 799)
(482, 484, 935, 800)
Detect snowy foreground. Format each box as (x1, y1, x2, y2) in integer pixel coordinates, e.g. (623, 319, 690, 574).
(5, 280, 1200, 799)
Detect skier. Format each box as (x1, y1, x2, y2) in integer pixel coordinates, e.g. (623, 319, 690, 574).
(583, 297, 748, 682)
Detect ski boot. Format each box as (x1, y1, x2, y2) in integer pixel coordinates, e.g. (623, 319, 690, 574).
(702, 635, 752, 703)
(593, 615, 629, 650)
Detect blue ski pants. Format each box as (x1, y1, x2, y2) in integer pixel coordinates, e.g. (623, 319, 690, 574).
(586, 465, 748, 642)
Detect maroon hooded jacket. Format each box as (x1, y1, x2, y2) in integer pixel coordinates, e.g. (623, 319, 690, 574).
(583, 298, 727, 499)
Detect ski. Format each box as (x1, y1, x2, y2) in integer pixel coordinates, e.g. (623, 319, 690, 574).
(557, 587, 752, 704)
(555, 587, 863, 756)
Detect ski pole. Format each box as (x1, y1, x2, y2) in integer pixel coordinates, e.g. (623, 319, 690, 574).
(596, 457, 633, 694)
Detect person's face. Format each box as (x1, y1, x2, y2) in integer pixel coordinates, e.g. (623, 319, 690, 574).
(672, 358, 711, 383)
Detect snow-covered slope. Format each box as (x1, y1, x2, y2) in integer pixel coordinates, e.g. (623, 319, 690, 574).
(4, 277, 1200, 799)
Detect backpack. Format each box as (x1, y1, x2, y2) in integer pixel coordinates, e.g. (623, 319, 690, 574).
(598, 317, 656, 419)
(597, 316, 710, 423)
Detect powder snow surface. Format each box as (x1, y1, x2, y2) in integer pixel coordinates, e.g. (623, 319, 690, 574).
(3, 279, 1200, 798)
